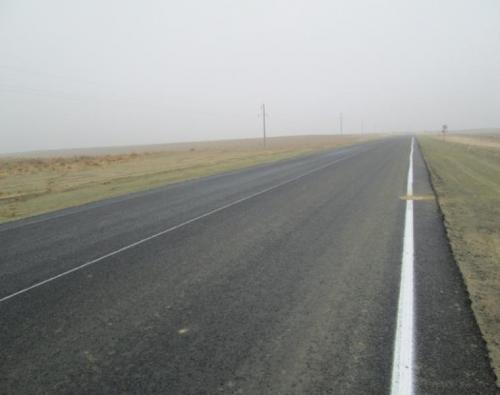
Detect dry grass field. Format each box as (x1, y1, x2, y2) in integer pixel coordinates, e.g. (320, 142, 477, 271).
(418, 134, 500, 384)
(0, 135, 376, 224)
(444, 134, 500, 149)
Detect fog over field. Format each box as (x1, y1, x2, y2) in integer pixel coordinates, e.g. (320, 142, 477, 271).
(1, 0, 499, 153)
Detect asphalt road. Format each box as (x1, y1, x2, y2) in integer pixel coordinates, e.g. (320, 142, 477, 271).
(0, 137, 497, 394)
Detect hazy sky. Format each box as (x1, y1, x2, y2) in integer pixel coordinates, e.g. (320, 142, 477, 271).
(1, 0, 499, 153)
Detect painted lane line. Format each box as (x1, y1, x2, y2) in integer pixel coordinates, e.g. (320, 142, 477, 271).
(0, 151, 358, 304)
(391, 137, 415, 395)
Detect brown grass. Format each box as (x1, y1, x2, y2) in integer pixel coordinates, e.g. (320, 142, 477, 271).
(443, 134, 500, 149)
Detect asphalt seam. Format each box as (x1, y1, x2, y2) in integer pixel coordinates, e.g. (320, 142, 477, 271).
(0, 149, 362, 304)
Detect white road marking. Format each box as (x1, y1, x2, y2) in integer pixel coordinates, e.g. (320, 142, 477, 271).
(391, 137, 415, 395)
(0, 152, 358, 304)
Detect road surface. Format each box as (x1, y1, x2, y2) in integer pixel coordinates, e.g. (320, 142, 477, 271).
(0, 137, 497, 394)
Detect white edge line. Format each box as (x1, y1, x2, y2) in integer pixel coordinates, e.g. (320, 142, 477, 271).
(390, 137, 415, 395)
(0, 151, 359, 304)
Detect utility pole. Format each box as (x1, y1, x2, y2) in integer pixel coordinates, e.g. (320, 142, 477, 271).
(339, 112, 343, 135)
(261, 104, 267, 148)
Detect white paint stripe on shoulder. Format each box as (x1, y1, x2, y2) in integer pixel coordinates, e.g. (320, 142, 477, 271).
(0, 151, 358, 304)
(391, 137, 415, 395)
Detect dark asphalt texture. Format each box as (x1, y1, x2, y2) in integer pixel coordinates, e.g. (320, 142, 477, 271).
(0, 137, 497, 394)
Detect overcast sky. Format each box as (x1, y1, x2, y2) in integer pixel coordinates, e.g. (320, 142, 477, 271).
(1, 0, 499, 153)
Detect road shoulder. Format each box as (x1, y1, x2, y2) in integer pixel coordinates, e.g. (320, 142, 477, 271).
(413, 139, 497, 392)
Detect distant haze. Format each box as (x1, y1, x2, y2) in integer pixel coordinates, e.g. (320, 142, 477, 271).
(1, 0, 499, 153)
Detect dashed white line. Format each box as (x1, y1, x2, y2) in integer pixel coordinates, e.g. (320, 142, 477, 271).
(390, 137, 415, 395)
(0, 151, 358, 304)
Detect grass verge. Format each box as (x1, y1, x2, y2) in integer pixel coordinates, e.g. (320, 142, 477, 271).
(418, 135, 500, 385)
(0, 135, 376, 224)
